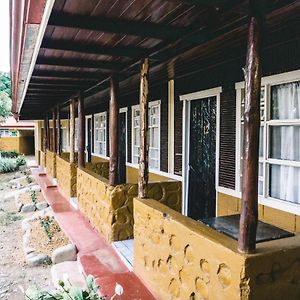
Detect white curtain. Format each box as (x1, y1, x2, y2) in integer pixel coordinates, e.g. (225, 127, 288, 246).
(270, 82, 300, 204)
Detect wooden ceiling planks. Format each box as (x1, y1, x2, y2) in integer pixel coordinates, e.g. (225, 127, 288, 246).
(21, 0, 300, 119)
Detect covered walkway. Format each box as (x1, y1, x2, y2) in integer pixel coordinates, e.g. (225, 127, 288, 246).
(32, 167, 156, 300)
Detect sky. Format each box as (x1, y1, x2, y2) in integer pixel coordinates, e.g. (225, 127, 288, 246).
(0, 0, 10, 72)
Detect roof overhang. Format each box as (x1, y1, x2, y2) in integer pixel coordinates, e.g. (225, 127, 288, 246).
(10, 0, 54, 118)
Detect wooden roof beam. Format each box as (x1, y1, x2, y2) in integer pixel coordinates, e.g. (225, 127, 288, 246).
(36, 57, 128, 71)
(48, 12, 188, 40)
(30, 78, 93, 86)
(32, 70, 104, 81)
(41, 39, 147, 58)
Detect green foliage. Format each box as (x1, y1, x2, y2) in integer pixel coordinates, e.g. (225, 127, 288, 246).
(0, 73, 12, 123)
(16, 154, 26, 166)
(39, 216, 59, 243)
(0, 150, 19, 158)
(0, 73, 11, 97)
(25, 275, 106, 300)
(30, 190, 37, 205)
(26, 175, 33, 183)
(0, 157, 18, 173)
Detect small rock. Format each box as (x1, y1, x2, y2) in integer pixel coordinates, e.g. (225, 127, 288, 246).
(21, 220, 31, 232)
(36, 202, 48, 211)
(52, 244, 77, 265)
(21, 203, 36, 213)
(26, 253, 51, 266)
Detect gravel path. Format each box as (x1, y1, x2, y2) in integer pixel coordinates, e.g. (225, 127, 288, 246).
(0, 164, 52, 299)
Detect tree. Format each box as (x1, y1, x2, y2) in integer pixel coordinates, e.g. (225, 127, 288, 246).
(0, 72, 12, 123)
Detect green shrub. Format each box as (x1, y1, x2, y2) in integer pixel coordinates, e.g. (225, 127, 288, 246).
(0, 158, 18, 173)
(0, 151, 19, 158)
(24, 274, 107, 300)
(16, 154, 26, 166)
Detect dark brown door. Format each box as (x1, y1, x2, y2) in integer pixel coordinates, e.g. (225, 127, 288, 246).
(188, 96, 216, 220)
(118, 111, 126, 183)
(86, 118, 92, 162)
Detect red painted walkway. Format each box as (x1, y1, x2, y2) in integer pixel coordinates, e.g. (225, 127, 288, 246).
(32, 168, 156, 300)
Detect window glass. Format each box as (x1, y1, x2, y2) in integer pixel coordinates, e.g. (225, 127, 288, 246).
(132, 102, 160, 169)
(94, 113, 106, 156)
(239, 80, 300, 205)
(271, 82, 300, 120)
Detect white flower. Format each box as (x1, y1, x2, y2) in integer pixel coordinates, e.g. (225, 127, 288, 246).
(115, 283, 123, 296)
(18, 285, 25, 294)
(63, 273, 69, 282)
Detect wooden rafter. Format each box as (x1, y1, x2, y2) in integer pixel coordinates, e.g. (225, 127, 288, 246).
(36, 57, 127, 71)
(41, 39, 147, 58)
(32, 70, 105, 80)
(48, 12, 188, 40)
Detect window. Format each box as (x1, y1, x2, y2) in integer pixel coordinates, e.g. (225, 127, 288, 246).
(61, 128, 67, 151)
(237, 76, 300, 207)
(0, 130, 18, 137)
(132, 105, 140, 164)
(0, 129, 10, 137)
(131, 101, 161, 169)
(94, 112, 107, 156)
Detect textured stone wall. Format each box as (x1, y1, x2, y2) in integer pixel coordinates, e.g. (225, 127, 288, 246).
(46, 150, 56, 178)
(134, 199, 300, 300)
(56, 155, 77, 198)
(86, 161, 109, 179)
(40, 151, 45, 168)
(77, 168, 181, 242)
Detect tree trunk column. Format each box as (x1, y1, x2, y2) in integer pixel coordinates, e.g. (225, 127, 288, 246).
(138, 58, 149, 198)
(57, 106, 61, 155)
(78, 93, 85, 168)
(46, 114, 50, 150)
(109, 75, 119, 186)
(238, 0, 263, 253)
(52, 109, 57, 153)
(43, 115, 47, 152)
(69, 98, 75, 164)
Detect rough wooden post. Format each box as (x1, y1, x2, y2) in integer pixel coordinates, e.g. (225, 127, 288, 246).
(57, 105, 61, 155)
(77, 93, 85, 168)
(138, 58, 149, 198)
(46, 113, 50, 150)
(109, 75, 119, 186)
(69, 98, 75, 164)
(52, 109, 57, 153)
(43, 115, 47, 152)
(238, 0, 263, 253)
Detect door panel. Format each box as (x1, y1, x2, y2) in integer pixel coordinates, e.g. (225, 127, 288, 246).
(87, 118, 92, 162)
(188, 96, 216, 220)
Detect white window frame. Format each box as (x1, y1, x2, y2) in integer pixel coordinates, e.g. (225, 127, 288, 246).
(180, 87, 222, 216)
(235, 70, 300, 215)
(0, 129, 11, 137)
(131, 100, 161, 170)
(93, 112, 107, 158)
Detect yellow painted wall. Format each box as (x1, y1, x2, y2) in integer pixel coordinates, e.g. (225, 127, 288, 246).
(217, 192, 300, 233)
(0, 135, 34, 154)
(91, 154, 173, 182)
(56, 155, 77, 198)
(46, 150, 56, 178)
(0, 137, 19, 152)
(134, 198, 300, 300)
